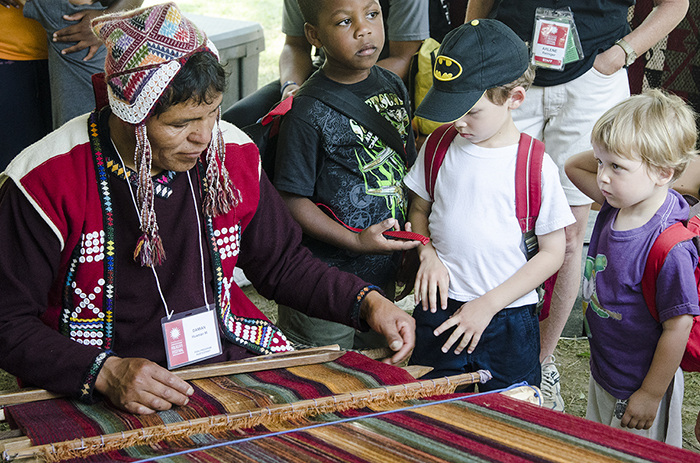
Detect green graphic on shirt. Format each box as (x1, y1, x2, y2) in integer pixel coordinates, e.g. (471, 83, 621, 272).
(582, 254, 622, 320)
(349, 93, 411, 220)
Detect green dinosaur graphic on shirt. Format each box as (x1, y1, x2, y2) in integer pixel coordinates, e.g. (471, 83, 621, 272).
(582, 254, 622, 320)
(348, 92, 411, 220)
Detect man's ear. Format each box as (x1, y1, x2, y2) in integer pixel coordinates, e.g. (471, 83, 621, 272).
(508, 86, 527, 110)
(304, 23, 323, 49)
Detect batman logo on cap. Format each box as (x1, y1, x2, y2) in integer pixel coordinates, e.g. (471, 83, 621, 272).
(434, 56, 463, 81)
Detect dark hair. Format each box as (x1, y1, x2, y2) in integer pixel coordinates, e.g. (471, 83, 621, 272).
(152, 51, 227, 116)
(296, 0, 320, 26)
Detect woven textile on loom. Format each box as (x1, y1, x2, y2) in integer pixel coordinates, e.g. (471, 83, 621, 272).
(628, 0, 700, 110)
(5, 352, 698, 462)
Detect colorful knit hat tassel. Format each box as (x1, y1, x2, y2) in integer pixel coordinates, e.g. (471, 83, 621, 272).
(133, 124, 166, 267)
(203, 110, 240, 217)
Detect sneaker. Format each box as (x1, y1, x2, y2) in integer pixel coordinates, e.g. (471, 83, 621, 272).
(540, 355, 565, 412)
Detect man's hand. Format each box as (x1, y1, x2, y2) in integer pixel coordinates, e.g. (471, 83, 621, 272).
(1, 0, 23, 8)
(360, 290, 415, 365)
(95, 356, 194, 414)
(53, 9, 104, 61)
(592, 45, 626, 76)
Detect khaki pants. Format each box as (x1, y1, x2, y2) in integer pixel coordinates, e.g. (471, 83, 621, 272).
(586, 369, 684, 447)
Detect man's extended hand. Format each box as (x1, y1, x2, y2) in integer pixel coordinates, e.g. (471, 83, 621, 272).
(1, 0, 23, 8)
(360, 290, 415, 365)
(53, 9, 104, 61)
(95, 356, 194, 414)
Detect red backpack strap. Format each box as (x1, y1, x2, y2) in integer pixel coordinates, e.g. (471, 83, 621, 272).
(261, 94, 294, 126)
(642, 220, 698, 320)
(423, 123, 459, 200)
(515, 133, 545, 234)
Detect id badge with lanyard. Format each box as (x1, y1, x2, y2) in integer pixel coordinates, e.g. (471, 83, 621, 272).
(113, 140, 223, 370)
(531, 7, 584, 71)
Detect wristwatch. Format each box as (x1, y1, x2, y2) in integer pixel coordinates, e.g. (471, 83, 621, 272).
(615, 38, 637, 68)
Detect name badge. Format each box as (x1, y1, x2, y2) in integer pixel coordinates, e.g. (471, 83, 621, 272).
(531, 7, 583, 71)
(532, 19, 570, 69)
(162, 305, 222, 369)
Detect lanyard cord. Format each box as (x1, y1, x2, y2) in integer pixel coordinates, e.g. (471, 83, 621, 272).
(111, 140, 209, 319)
(187, 170, 210, 308)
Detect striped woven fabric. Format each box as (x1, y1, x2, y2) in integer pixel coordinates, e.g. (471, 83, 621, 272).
(176, 394, 696, 463)
(5, 352, 697, 462)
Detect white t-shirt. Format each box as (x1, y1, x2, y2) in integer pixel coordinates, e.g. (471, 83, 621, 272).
(404, 134, 575, 305)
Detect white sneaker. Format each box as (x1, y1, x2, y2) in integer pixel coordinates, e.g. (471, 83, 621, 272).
(540, 355, 565, 412)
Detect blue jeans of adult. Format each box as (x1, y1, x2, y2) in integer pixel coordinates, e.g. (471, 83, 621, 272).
(0, 59, 52, 171)
(410, 298, 541, 392)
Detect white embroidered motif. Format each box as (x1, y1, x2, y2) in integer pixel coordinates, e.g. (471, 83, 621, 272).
(69, 231, 107, 346)
(78, 231, 105, 264)
(214, 224, 241, 260)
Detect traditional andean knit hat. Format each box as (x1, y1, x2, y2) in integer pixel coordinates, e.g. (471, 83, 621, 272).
(92, 2, 237, 267)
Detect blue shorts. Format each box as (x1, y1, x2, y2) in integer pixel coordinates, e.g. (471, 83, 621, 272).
(409, 298, 541, 392)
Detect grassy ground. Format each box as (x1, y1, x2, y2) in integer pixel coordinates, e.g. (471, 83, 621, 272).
(2, 0, 699, 455)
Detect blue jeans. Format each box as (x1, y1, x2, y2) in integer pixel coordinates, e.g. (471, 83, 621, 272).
(409, 298, 541, 392)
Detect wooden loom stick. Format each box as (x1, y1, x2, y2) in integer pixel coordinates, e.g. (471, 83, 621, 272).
(0, 346, 342, 410)
(4, 370, 491, 463)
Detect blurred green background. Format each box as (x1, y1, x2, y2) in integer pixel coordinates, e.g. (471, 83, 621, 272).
(144, 0, 284, 88)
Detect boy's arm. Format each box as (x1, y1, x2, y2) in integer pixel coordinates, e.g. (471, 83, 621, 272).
(278, 34, 314, 99)
(565, 150, 605, 205)
(408, 191, 449, 312)
(465, 0, 497, 21)
(673, 155, 700, 198)
(436, 227, 566, 354)
(377, 40, 422, 82)
(622, 314, 693, 430)
(279, 192, 419, 255)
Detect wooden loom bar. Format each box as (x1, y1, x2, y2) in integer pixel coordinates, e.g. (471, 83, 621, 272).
(3, 371, 490, 462)
(0, 345, 342, 410)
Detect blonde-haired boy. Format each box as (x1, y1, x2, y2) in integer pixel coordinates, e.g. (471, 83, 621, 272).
(566, 89, 699, 445)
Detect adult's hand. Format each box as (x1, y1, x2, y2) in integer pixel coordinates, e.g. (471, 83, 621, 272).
(53, 9, 104, 61)
(360, 290, 415, 365)
(1, 0, 23, 8)
(95, 356, 194, 414)
(592, 45, 626, 76)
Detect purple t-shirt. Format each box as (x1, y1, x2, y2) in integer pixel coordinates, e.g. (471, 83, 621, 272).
(583, 189, 699, 399)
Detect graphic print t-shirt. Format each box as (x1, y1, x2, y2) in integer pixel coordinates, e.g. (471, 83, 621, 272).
(582, 190, 699, 399)
(274, 67, 417, 288)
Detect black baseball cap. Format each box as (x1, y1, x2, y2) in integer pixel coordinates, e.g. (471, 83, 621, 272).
(415, 19, 529, 124)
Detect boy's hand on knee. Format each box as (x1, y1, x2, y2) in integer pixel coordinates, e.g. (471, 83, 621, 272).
(434, 299, 496, 355)
(355, 218, 421, 254)
(414, 250, 449, 312)
(621, 389, 660, 430)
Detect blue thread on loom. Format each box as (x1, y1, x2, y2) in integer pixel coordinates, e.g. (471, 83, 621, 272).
(132, 381, 530, 463)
